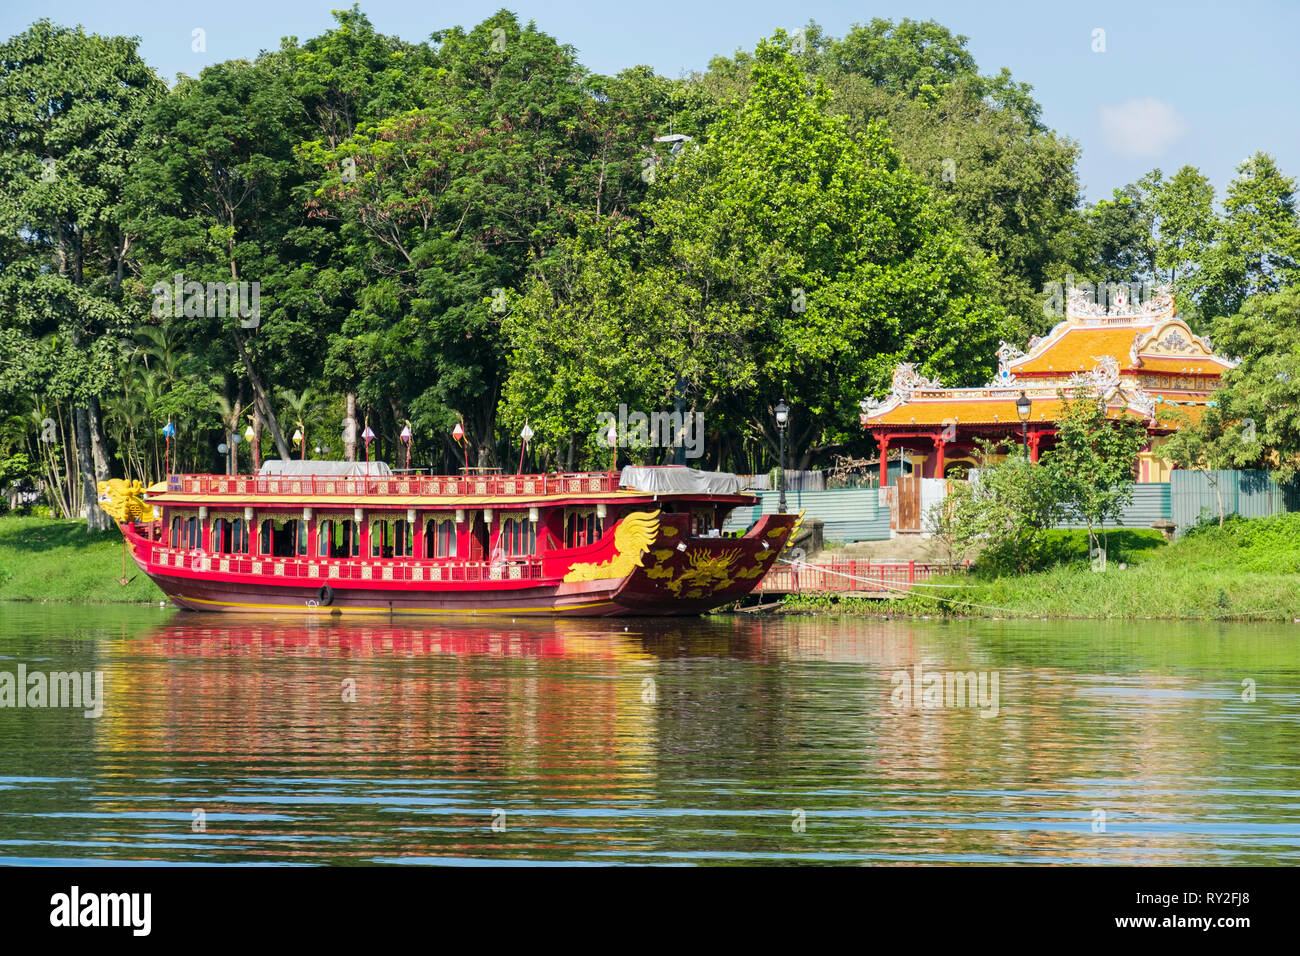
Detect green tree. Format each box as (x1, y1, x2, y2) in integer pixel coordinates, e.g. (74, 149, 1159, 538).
(927, 442, 1063, 575)
(1200, 153, 1300, 318)
(0, 21, 164, 529)
(1154, 165, 1216, 290)
(1042, 388, 1148, 558)
(1165, 287, 1300, 484)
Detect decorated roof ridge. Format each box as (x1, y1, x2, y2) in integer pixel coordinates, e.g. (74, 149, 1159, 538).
(990, 282, 1177, 381)
(1063, 281, 1177, 322)
(1129, 316, 1239, 370)
(862, 358, 1168, 426)
(861, 390, 1167, 428)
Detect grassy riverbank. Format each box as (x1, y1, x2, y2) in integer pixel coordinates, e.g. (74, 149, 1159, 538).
(0, 516, 163, 604)
(5, 512, 1300, 620)
(784, 517, 1300, 622)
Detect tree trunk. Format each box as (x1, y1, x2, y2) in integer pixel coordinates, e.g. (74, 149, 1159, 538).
(228, 397, 242, 475)
(344, 392, 357, 461)
(88, 396, 112, 484)
(233, 331, 292, 461)
(75, 405, 110, 532)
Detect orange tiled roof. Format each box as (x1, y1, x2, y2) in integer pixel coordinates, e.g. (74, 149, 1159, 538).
(1129, 356, 1231, 374)
(866, 397, 1142, 427)
(1013, 323, 1152, 374)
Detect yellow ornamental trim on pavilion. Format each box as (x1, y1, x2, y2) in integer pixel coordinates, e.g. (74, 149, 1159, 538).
(563, 510, 660, 582)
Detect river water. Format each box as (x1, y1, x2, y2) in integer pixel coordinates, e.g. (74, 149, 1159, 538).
(0, 604, 1296, 865)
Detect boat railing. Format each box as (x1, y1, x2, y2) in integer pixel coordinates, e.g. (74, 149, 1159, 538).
(164, 471, 621, 499)
(150, 546, 547, 583)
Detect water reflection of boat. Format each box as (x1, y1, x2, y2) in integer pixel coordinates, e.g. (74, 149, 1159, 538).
(142, 618, 657, 660)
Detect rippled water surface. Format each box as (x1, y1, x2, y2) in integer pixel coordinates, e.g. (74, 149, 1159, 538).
(0, 604, 1297, 865)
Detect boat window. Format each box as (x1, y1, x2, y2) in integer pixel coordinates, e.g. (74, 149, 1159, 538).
(472, 516, 489, 559)
(260, 518, 306, 558)
(171, 515, 201, 550)
(564, 510, 602, 548)
(318, 518, 359, 558)
(425, 518, 457, 559)
(210, 520, 250, 556)
(212, 518, 250, 555)
(394, 519, 413, 558)
(691, 510, 714, 536)
(500, 516, 536, 557)
(370, 519, 396, 559)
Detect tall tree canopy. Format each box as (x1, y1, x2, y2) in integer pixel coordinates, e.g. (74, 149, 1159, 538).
(500, 35, 1009, 469)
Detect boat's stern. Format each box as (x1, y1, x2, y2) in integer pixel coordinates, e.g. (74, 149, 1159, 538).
(607, 510, 800, 614)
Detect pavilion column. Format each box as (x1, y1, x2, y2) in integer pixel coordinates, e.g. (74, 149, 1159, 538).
(876, 433, 890, 487)
(1028, 432, 1041, 463)
(932, 433, 946, 479)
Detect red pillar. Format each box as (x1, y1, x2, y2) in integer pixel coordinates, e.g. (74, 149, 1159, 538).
(1028, 432, 1041, 463)
(876, 434, 890, 487)
(932, 432, 946, 479)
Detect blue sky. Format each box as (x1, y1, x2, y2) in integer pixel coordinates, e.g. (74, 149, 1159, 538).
(7, 0, 1298, 202)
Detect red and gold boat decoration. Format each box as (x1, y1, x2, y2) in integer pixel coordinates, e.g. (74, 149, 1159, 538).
(97, 464, 798, 617)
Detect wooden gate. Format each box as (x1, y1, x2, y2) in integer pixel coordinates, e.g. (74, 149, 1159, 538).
(891, 475, 921, 532)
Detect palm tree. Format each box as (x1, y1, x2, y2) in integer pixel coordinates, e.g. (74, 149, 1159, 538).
(277, 388, 327, 460)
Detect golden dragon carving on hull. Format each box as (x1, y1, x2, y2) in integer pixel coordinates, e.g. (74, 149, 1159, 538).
(563, 510, 661, 582)
(96, 478, 158, 524)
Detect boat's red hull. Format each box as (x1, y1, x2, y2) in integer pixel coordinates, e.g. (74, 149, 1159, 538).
(124, 512, 799, 618)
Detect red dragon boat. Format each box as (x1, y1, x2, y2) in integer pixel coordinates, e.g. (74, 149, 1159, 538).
(97, 464, 800, 617)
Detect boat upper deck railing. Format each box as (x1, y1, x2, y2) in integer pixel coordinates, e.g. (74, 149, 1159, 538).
(163, 471, 623, 499)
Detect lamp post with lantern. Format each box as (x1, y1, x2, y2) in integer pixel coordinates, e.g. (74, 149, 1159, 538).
(1016, 391, 1032, 457)
(775, 399, 790, 513)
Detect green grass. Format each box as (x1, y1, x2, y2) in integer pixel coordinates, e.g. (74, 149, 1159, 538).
(0, 516, 164, 604)
(784, 517, 1300, 621)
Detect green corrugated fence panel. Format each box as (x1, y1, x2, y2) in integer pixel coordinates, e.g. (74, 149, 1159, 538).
(1171, 470, 1299, 535)
(1057, 483, 1171, 530)
(722, 488, 891, 541)
(722, 473, 1300, 543)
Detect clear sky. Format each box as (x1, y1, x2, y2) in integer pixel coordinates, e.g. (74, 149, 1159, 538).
(7, 0, 1298, 202)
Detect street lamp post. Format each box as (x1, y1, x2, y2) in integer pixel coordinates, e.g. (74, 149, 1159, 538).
(605, 422, 619, 473)
(1016, 391, 1032, 457)
(775, 399, 790, 514)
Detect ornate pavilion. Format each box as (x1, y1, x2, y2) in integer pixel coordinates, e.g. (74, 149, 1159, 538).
(859, 285, 1237, 484)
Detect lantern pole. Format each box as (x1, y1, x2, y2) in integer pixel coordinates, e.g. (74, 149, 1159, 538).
(361, 425, 375, 476)
(518, 423, 533, 475)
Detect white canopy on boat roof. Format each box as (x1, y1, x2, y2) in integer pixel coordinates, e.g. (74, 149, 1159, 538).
(258, 460, 393, 477)
(619, 465, 744, 495)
